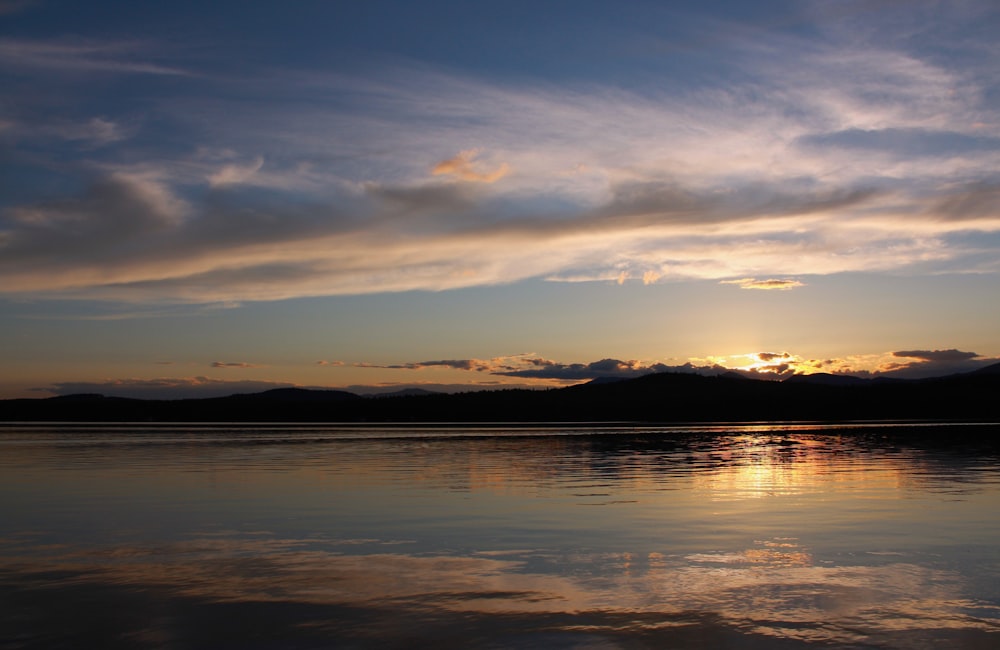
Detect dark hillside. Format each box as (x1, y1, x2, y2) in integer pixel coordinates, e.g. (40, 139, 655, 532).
(2, 370, 998, 422)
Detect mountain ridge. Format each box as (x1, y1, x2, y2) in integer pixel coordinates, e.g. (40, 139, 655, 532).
(2, 363, 998, 423)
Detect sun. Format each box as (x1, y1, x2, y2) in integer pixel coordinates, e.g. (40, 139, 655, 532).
(729, 352, 815, 376)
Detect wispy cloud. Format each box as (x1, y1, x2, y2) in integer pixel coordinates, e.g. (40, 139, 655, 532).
(211, 361, 262, 369)
(798, 128, 1000, 158)
(208, 157, 265, 187)
(0, 37, 189, 75)
(4, 116, 128, 147)
(720, 278, 806, 291)
(2, 7, 999, 304)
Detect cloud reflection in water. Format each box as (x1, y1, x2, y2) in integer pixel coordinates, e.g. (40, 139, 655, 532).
(2, 531, 998, 648)
(2, 426, 1000, 648)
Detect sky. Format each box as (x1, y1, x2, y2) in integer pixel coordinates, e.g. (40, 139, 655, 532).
(1, 0, 999, 399)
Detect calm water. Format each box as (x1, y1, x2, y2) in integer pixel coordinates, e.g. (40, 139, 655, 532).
(1, 423, 999, 649)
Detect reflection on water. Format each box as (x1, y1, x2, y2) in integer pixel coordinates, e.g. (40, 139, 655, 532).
(1, 423, 999, 648)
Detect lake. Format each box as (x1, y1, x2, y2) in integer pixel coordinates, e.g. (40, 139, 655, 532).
(1, 423, 999, 648)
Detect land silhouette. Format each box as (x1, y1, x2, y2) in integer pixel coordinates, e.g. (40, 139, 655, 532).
(2, 363, 998, 423)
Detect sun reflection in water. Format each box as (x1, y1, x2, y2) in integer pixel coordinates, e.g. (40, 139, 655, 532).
(3, 426, 999, 648)
(686, 434, 908, 501)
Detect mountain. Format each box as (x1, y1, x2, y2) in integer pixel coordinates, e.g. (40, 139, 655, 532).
(365, 388, 443, 398)
(1, 368, 998, 422)
(970, 361, 1000, 376)
(583, 376, 629, 386)
(783, 373, 870, 386)
(251, 387, 359, 401)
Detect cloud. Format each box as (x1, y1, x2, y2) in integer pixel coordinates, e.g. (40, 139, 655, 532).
(4, 116, 128, 147)
(876, 353, 998, 379)
(0, 174, 192, 291)
(775, 348, 997, 380)
(892, 349, 979, 363)
(490, 354, 810, 381)
(77, 117, 125, 145)
(0, 169, 939, 302)
(364, 182, 478, 225)
(316, 360, 345, 367)
(0, 170, 979, 301)
(431, 150, 509, 183)
(928, 182, 1000, 222)
(208, 157, 265, 187)
(211, 361, 262, 369)
(2, 11, 1000, 304)
(0, 37, 189, 75)
(354, 355, 678, 381)
(354, 351, 838, 383)
(35, 346, 998, 401)
(798, 128, 1000, 158)
(720, 278, 806, 291)
(16, 306, 204, 321)
(696, 352, 801, 378)
(493, 358, 672, 381)
(355, 358, 509, 372)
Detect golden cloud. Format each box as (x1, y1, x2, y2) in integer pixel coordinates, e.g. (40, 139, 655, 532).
(720, 278, 806, 291)
(432, 149, 509, 183)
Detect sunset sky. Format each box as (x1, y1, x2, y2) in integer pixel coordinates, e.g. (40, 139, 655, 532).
(2, 0, 999, 399)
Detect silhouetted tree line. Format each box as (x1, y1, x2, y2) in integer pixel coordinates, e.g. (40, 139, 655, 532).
(2, 365, 998, 423)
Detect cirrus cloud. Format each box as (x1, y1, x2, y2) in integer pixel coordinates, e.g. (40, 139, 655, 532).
(0, 37, 189, 76)
(719, 278, 806, 291)
(2, 8, 999, 305)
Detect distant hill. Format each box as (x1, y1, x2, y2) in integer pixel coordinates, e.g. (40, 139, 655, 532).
(582, 376, 629, 386)
(251, 387, 359, 401)
(365, 388, 442, 398)
(970, 361, 1000, 376)
(1, 367, 998, 422)
(783, 373, 870, 386)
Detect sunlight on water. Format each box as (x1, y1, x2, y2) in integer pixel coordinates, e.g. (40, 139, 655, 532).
(1, 423, 999, 648)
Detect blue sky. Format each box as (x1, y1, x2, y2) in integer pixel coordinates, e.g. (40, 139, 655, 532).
(2, 0, 999, 398)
